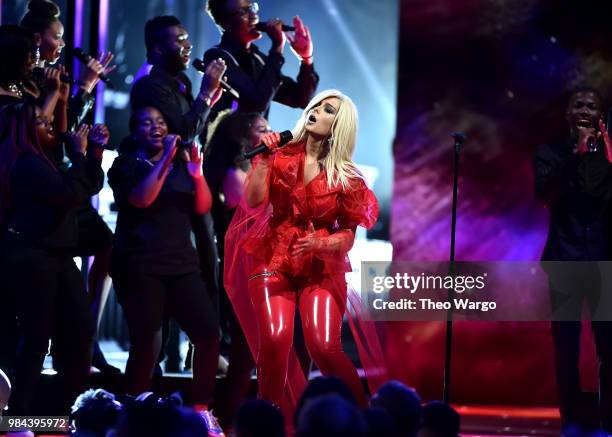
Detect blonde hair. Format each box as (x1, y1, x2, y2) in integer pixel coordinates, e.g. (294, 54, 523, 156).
(292, 89, 363, 190)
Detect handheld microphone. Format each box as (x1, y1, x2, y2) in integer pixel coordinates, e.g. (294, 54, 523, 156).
(58, 130, 117, 151)
(73, 48, 113, 87)
(192, 59, 240, 99)
(32, 67, 80, 86)
(587, 136, 598, 153)
(238, 130, 293, 161)
(177, 139, 195, 151)
(255, 22, 296, 32)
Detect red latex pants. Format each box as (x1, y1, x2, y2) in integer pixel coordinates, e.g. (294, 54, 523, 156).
(248, 267, 366, 406)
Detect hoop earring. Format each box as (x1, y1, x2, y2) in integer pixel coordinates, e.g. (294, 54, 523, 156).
(35, 45, 41, 66)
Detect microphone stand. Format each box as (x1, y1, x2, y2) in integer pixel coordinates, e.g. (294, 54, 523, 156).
(443, 132, 466, 403)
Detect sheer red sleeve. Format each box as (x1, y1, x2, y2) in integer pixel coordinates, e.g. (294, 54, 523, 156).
(338, 177, 379, 230)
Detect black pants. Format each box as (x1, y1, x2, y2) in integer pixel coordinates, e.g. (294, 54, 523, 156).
(0, 237, 94, 415)
(113, 268, 219, 404)
(158, 213, 220, 371)
(549, 265, 612, 432)
(551, 321, 612, 431)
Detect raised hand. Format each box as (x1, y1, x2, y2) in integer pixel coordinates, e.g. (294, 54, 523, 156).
(81, 51, 116, 93)
(199, 58, 227, 104)
(88, 123, 110, 148)
(57, 65, 70, 103)
(575, 126, 598, 155)
(286, 16, 313, 63)
(265, 18, 286, 52)
(66, 124, 91, 155)
(186, 144, 204, 179)
(599, 119, 612, 163)
(44, 67, 61, 93)
(257, 131, 282, 159)
(163, 134, 179, 160)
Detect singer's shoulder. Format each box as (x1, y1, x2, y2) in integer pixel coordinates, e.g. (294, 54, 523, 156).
(131, 67, 176, 89)
(534, 140, 572, 160)
(203, 45, 239, 64)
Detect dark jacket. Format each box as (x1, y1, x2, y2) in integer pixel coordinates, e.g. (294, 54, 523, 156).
(4, 152, 101, 250)
(130, 66, 210, 141)
(534, 139, 612, 261)
(203, 33, 319, 121)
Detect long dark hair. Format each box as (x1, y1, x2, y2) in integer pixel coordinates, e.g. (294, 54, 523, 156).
(0, 103, 56, 220)
(20, 0, 61, 35)
(204, 110, 262, 195)
(0, 25, 36, 88)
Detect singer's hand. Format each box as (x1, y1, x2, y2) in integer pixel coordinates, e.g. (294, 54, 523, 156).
(163, 134, 179, 161)
(286, 16, 313, 64)
(292, 222, 321, 257)
(575, 126, 598, 155)
(81, 51, 116, 93)
(89, 123, 110, 147)
(598, 119, 612, 164)
(66, 124, 91, 156)
(57, 65, 70, 103)
(186, 144, 204, 179)
(199, 58, 226, 103)
(258, 131, 282, 157)
(266, 18, 286, 53)
(44, 67, 61, 93)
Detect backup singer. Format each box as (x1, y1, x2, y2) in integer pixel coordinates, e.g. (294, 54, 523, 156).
(108, 106, 219, 412)
(204, 0, 319, 122)
(204, 109, 269, 423)
(225, 90, 378, 407)
(534, 87, 612, 433)
(20, 0, 114, 130)
(20, 0, 119, 372)
(130, 18, 226, 375)
(0, 102, 100, 416)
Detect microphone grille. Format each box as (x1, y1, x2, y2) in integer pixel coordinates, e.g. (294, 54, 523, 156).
(192, 59, 205, 71)
(279, 130, 293, 145)
(73, 47, 89, 61)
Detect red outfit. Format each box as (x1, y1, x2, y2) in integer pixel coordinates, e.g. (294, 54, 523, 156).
(225, 143, 383, 410)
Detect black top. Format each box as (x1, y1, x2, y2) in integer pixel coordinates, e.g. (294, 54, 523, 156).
(203, 33, 319, 121)
(4, 152, 100, 251)
(130, 66, 211, 141)
(108, 154, 200, 275)
(209, 190, 236, 259)
(0, 94, 21, 108)
(534, 139, 612, 260)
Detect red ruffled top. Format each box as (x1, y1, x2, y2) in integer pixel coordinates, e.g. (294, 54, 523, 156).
(243, 143, 379, 278)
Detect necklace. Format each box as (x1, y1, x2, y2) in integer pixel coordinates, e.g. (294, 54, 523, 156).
(7, 83, 23, 98)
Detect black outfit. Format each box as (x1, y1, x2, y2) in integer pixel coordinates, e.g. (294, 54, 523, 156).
(534, 139, 612, 432)
(130, 65, 219, 375)
(108, 154, 218, 403)
(65, 87, 114, 257)
(130, 65, 219, 300)
(0, 151, 100, 415)
(203, 33, 319, 122)
(130, 66, 212, 142)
